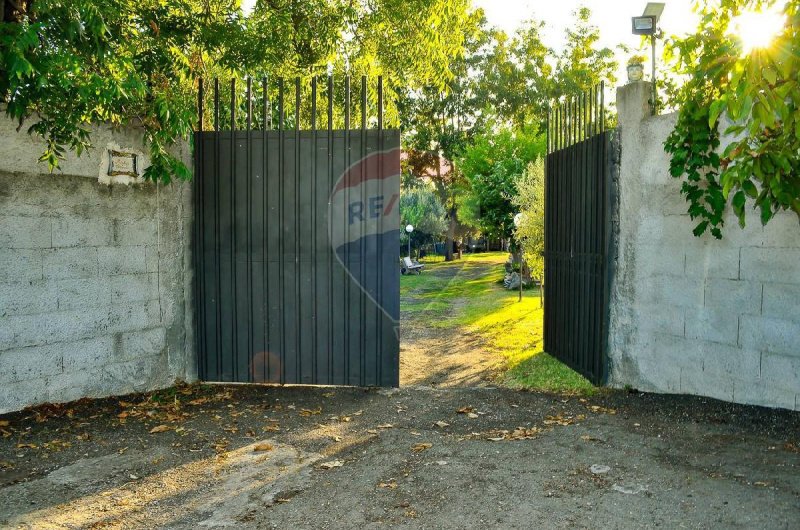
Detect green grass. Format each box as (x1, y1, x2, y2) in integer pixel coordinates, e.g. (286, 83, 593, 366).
(401, 252, 596, 395)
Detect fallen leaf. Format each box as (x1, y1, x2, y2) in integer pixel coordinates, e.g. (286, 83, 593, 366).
(319, 460, 344, 470)
(149, 425, 171, 434)
(377, 424, 394, 429)
(411, 443, 432, 452)
(378, 481, 398, 489)
(587, 405, 616, 415)
(253, 443, 274, 452)
(457, 406, 475, 414)
(467, 412, 479, 419)
(16, 443, 37, 449)
(188, 398, 208, 406)
(263, 424, 281, 432)
(352, 410, 364, 416)
(410, 431, 422, 436)
(299, 408, 322, 417)
(0, 420, 9, 427)
(117, 411, 129, 419)
(366, 429, 378, 435)
(434, 421, 450, 428)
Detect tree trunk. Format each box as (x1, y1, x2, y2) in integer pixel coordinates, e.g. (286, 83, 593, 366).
(444, 206, 456, 262)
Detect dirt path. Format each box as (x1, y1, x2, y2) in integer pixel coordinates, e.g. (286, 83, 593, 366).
(1, 385, 799, 529)
(399, 257, 502, 388)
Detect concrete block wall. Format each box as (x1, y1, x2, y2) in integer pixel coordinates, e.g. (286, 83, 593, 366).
(0, 118, 195, 414)
(608, 82, 800, 410)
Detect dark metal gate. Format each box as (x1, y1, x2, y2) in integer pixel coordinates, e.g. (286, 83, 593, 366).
(544, 83, 613, 385)
(193, 76, 400, 387)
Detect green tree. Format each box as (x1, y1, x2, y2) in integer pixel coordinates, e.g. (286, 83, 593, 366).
(458, 125, 545, 240)
(0, 0, 473, 183)
(664, 0, 800, 238)
(400, 185, 448, 252)
(511, 158, 545, 284)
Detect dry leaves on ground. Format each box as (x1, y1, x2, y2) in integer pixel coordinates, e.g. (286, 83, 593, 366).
(411, 443, 432, 452)
(479, 427, 542, 441)
(586, 405, 616, 415)
(149, 425, 172, 434)
(433, 421, 450, 428)
(319, 460, 344, 470)
(253, 443, 273, 452)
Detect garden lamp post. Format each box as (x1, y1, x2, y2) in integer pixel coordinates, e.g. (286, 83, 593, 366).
(406, 224, 414, 259)
(632, 2, 665, 114)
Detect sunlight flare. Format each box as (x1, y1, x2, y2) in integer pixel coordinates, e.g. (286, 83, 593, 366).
(730, 6, 785, 54)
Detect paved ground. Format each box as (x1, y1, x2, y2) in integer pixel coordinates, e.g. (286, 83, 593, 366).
(1, 258, 799, 529)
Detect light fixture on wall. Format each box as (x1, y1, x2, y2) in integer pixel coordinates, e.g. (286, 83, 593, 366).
(632, 2, 665, 114)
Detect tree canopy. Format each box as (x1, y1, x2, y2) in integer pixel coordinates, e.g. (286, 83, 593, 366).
(0, 0, 473, 182)
(664, 0, 800, 237)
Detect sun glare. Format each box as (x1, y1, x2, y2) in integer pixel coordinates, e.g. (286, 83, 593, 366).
(731, 7, 786, 55)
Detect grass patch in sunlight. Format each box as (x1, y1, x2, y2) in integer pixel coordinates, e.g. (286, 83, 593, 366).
(400, 251, 596, 395)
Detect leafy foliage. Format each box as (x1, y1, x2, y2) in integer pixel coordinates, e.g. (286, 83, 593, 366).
(458, 126, 545, 239)
(400, 185, 448, 247)
(511, 158, 545, 282)
(664, 0, 800, 238)
(0, 0, 473, 183)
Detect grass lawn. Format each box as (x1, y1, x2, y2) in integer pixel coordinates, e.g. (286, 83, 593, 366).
(401, 252, 596, 395)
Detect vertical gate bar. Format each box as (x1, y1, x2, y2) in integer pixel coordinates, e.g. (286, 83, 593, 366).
(311, 77, 317, 130)
(230, 78, 239, 381)
(377, 76, 383, 130)
(360, 75, 367, 385)
(195, 79, 205, 378)
(311, 76, 318, 383)
(213, 78, 221, 380)
(581, 90, 589, 378)
(344, 75, 351, 381)
(246, 77, 254, 382)
(543, 108, 549, 353)
(361, 76, 367, 129)
(262, 75, 270, 383)
(577, 92, 583, 375)
(327, 75, 334, 382)
(345, 76, 351, 130)
(295, 77, 302, 381)
(278, 77, 285, 383)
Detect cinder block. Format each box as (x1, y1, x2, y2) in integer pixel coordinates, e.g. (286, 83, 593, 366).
(762, 283, 800, 322)
(52, 216, 113, 248)
(740, 247, 800, 284)
(760, 352, 800, 393)
(97, 246, 147, 275)
(61, 336, 115, 373)
(701, 344, 761, 380)
(47, 368, 109, 404)
(0, 379, 49, 414)
(0, 248, 43, 282)
(43, 247, 98, 279)
(680, 366, 734, 402)
(761, 212, 800, 248)
(684, 246, 741, 280)
(704, 279, 762, 315)
(0, 280, 58, 316)
(684, 307, 739, 345)
(0, 308, 112, 350)
(56, 278, 112, 310)
(110, 273, 159, 304)
(0, 216, 52, 248)
(739, 315, 800, 356)
(639, 274, 704, 308)
(733, 377, 797, 410)
(120, 327, 166, 360)
(145, 245, 160, 273)
(633, 302, 684, 336)
(0, 344, 64, 382)
(115, 218, 159, 246)
(103, 355, 170, 393)
(635, 245, 685, 277)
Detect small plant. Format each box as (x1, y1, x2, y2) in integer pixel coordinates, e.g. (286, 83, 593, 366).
(627, 54, 647, 66)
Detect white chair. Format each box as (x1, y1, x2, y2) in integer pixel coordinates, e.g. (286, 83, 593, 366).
(401, 256, 424, 275)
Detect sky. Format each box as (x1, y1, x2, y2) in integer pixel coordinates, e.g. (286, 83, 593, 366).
(472, 0, 700, 83)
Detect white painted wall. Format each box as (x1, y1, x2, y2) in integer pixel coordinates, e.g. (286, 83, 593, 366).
(608, 82, 800, 410)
